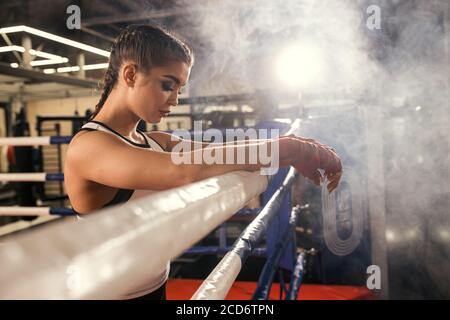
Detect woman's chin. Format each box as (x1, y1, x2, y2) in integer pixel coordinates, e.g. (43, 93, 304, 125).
(143, 115, 162, 124)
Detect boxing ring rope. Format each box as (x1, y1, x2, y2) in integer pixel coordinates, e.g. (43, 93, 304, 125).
(0, 206, 261, 217)
(186, 246, 267, 257)
(191, 168, 297, 300)
(0, 173, 64, 182)
(286, 251, 307, 300)
(252, 204, 301, 300)
(0, 136, 72, 146)
(0, 206, 74, 216)
(0, 170, 269, 299)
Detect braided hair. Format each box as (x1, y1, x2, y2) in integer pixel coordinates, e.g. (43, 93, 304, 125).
(90, 24, 194, 120)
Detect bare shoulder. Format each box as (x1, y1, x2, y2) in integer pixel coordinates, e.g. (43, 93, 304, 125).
(66, 130, 121, 163)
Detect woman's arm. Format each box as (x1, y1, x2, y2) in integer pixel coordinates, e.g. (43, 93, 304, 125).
(66, 131, 280, 191)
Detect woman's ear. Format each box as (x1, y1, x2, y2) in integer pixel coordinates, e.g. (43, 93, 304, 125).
(122, 63, 137, 87)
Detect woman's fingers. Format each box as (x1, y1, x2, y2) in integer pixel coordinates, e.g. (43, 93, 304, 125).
(286, 135, 343, 190)
(313, 170, 323, 186)
(326, 171, 342, 193)
(290, 136, 341, 173)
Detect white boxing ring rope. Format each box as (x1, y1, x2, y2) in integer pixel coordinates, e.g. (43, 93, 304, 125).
(0, 173, 64, 182)
(0, 171, 269, 299)
(0, 173, 48, 182)
(0, 136, 72, 146)
(0, 136, 52, 146)
(0, 206, 74, 216)
(0, 206, 57, 216)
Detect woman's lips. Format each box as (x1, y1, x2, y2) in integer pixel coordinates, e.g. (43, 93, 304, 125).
(159, 110, 170, 116)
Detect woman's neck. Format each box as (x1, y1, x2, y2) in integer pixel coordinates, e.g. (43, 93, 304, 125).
(93, 90, 142, 139)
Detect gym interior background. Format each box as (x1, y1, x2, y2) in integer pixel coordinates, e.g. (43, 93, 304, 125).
(0, 0, 449, 299)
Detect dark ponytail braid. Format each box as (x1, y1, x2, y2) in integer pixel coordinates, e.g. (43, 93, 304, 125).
(90, 65, 118, 120)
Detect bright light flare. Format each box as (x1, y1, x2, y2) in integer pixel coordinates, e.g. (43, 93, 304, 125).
(275, 43, 326, 89)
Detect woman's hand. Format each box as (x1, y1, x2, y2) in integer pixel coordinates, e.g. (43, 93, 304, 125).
(278, 135, 343, 192)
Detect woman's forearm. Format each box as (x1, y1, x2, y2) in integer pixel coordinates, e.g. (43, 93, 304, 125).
(184, 137, 277, 150)
(179, 139, 279, 183)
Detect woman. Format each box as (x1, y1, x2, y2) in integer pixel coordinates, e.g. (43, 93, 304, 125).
(64, 24, 342, 300)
